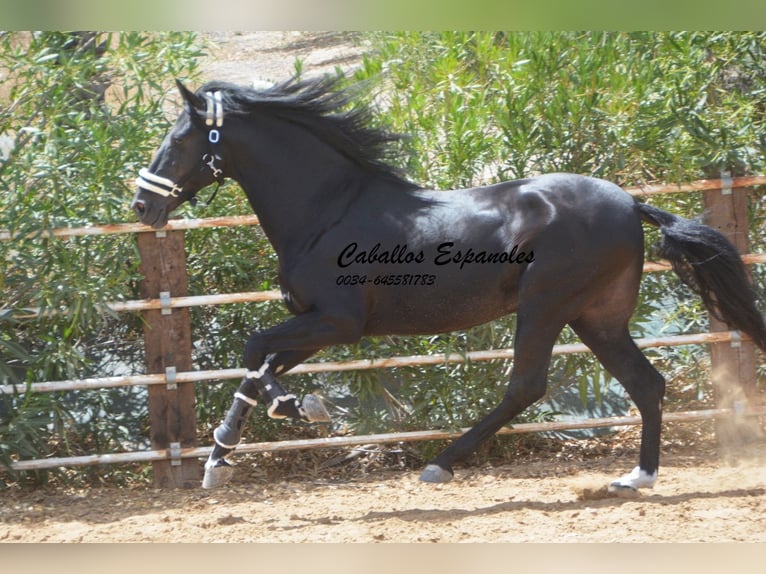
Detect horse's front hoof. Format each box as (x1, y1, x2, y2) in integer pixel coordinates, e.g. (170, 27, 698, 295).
(202, 459, 234, 489)
(301, 394, 331, 423)
(419, 464, 454, 483)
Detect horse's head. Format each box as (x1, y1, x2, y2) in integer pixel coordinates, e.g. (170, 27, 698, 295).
(132, 80, 226, 228)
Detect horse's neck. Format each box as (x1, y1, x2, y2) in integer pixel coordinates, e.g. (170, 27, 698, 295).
(229, 118, 413, 259)
(234, 157, 363, 259)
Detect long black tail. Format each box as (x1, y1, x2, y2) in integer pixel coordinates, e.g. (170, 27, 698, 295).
(638, 202, 766, 352)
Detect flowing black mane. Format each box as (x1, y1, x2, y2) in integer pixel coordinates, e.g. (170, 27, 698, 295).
(198, 76, 420, 190)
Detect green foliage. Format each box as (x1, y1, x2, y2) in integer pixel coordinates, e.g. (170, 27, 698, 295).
(357, 31, 766, 186)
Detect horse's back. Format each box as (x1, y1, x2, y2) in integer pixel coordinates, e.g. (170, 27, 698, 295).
(522, 173, 636, 212)
(516, 173, 642, 242)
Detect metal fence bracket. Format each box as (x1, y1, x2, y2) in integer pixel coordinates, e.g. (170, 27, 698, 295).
(165, 365, 177, 390)
(169, 442, 182, 466)
(721, 170, 733, 195)
(160, 291, 172, 315)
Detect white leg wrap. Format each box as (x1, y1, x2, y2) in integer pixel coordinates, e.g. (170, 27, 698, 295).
(234, 392, 258, 407)
(247, 360, 271, 380)
(609, 466, 658, 491)
(212, 426, 241, 449)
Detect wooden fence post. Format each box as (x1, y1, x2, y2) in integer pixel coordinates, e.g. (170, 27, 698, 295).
(702, 175, 760, 445)
(137, 229, 200, 488)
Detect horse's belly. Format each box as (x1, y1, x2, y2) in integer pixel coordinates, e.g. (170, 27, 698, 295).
(363, 281, 518, 335)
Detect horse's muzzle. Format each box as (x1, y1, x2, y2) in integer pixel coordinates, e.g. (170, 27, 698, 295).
(131, 195, 168, 229)
(132, 198, 147, 217)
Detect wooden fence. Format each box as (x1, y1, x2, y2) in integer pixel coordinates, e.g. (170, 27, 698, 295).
(3, 175, 766, 487)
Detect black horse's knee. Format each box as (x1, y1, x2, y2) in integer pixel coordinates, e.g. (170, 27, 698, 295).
(241, 341, 297, 415)
(244, 336, 269, 373)
(243, 372, 294, 412)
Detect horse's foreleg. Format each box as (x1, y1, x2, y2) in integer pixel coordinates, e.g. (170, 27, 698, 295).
(203, 311, 363, 488)
(202, 349, 319, 489)
(202, 377, 259, 488)
(240, 311, 364, 425)
(252, 362, 331, 424)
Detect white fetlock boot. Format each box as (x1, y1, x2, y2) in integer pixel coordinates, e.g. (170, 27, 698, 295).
(608, 466, 657, 495)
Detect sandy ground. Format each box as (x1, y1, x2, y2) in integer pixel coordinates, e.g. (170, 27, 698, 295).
(198, 31, 368, 84)
(2, 438, 765, 542)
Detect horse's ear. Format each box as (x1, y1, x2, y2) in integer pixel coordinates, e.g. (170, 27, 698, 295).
(175, 79, 205, 115)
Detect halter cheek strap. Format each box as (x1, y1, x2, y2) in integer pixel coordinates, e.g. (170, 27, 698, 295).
(136, 90, 224, 200)
(205, 90, 223, 129)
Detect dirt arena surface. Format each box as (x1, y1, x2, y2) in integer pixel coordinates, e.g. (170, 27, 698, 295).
(2, 437, 765, 543)
(198, 31, 368, 83)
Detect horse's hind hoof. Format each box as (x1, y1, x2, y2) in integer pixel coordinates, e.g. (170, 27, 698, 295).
(301, 394, 331, 423)
(202, 459, 234, 489)
(420, 464, 454, 483)
(608, 466, 657, 494)
(607, 483, 641, 498)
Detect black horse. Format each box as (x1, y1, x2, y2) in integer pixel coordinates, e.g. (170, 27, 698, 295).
(132, 77, 766, 491)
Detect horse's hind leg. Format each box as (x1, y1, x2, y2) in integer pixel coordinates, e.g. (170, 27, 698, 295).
(570, 316, 666, 492)
(420, 308, 567, 483)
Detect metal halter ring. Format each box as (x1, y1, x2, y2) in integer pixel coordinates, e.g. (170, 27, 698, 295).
(209, 129, 220, 144)
(203, 154, 223, 179)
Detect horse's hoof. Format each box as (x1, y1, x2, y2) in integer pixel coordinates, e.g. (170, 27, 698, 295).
(301, 394, 331, 423)
(607, 483, 641, 498)
(608, 466, 656, 495)
(202, 459, 234, 489)
(419, 464, 453, 483)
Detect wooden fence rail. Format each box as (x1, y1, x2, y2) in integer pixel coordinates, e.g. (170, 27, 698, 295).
(10, 406, 766, 473)
(9, 253, 766, 320)
(0, 330, 747, 396)
(3, 175, 766, 486)
(2, 175, 765, 242)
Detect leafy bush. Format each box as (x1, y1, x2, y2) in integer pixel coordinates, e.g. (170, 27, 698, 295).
(357, 32, 766, 184)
